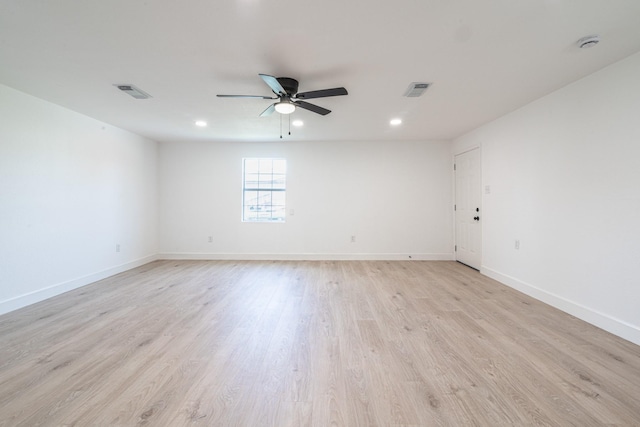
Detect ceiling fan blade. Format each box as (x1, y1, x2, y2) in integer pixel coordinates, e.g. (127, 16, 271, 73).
(217, 94, 277, 99)
(294, 100, 331, 116)
(260, 103, 276, 117)
(259, 74, 287, 96)
(295, 87, 348, 100)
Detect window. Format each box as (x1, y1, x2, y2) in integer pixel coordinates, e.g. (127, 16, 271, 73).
(242, 158, 286, 222)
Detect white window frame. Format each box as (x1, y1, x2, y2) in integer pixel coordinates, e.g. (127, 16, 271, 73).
(241, 158, 286, 223)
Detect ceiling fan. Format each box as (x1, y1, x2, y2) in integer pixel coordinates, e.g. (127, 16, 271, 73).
(217, 74, 348, 116)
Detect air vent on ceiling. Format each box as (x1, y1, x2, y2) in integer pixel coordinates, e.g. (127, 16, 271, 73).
(577, 35, 600, 49)
(404, 82, 431, 97)
(114, 84, 152, 99)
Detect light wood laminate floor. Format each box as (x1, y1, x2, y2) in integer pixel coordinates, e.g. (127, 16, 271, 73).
(0, 260, 639, 426)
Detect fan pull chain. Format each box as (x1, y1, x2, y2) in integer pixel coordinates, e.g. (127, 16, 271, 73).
(280, 114, 283, 139)
(288, 114, 291, 136)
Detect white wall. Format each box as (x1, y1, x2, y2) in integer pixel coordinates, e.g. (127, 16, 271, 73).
(159, 139, 453, 260)
(453, 52, 640, 345)
(0, 84, 158, 314)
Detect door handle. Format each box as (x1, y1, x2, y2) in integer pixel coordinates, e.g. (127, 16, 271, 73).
(473, 216, 480, 221)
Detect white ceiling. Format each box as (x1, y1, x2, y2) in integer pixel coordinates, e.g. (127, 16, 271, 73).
(2, 0, 640, 143)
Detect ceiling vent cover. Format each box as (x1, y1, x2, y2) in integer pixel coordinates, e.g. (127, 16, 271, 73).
(404, 82, 431, 97)
(115, 84, 152, 99)
(577, 35, 600, 49)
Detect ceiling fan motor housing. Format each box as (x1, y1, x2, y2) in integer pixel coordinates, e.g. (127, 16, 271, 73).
(276, 77, 299, 95)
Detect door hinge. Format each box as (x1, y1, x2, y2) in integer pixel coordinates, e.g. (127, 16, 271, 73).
(454, 204, 456, 211)
(454, 163, 456, 171)
(455, 245, 457, 251)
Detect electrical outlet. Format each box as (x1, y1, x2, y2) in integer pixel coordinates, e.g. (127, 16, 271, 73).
(208, 236, 213, 243)
(351, 235, 356, 243)
(116, 244, 120, 253)
(515, 240, 520, 250)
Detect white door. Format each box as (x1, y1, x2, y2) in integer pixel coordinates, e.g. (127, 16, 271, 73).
(455, 148, 481, 270)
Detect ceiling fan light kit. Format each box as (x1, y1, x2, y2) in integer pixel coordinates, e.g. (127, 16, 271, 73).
(217, 74, 348, 117)
(274, 101, 295, 114)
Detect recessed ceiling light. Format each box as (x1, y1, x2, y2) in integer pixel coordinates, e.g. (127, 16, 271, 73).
(292, 120, 303, 127)
(195, 120, 207, 127)
(390, 118, 402, 126)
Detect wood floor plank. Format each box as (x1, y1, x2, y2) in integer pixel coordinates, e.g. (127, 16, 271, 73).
(1, 260, 639, 426)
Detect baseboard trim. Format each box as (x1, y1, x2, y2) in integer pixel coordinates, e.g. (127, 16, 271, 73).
(158, 252, 455, 261)
(482, 266, 640, 346)
(0, 254, 158, 316)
